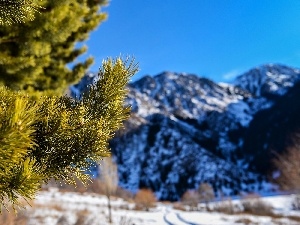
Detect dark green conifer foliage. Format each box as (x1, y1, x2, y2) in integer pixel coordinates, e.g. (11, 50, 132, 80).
(0, 58, 138, 210)
(0, 0, 107, 95)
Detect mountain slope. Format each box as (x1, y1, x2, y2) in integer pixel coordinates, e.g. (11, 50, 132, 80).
(234, 63, 300, 97)
(241, 80, 300, 174)
(71, 63, 300, 200)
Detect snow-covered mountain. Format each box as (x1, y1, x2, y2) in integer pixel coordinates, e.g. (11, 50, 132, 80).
(234, 63, 300, 97)
(71, 63, 300, 201)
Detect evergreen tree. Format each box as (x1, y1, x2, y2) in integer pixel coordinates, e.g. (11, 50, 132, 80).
(0, 0, 42, 25)
(0, 0, 107, 96)
(0, 0, 138, 211)
(0, 58, 138, 210)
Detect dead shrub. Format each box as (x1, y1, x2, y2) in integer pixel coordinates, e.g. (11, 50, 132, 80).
(74, 210, 90, 225)
(212, 198, 235, 214)
(119, 203, 134, 210)
(291, 195, 300, 210)
(241, 194, 273, 216)
(47, 203, 64, 212)
(286, 215, 300, 223)
(181, 190, 199, 211)
(119, 216, 133, 225)
(235, 218, 253, 225)
(273, 135, 300, 192)
(56, 215, 69, 225)
(173, 202, 187, 211)
(134, 189, 156, 211)
(197, 183, 215, 210)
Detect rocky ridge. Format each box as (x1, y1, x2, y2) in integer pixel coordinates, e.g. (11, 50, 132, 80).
(71, 63, 300, 200)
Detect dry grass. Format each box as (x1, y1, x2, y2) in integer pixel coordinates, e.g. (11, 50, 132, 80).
(0, 199, 33, 225)
(284, 215, 300, 223)
(291, 194, 300, 210)
(74, 210, 91, 225)
(173, 202, 188, 211)
(273, 136, 300, 192)
(0, 208, 29, 225)
(116, 187, 134, 202)
(119, 216, 133, 225)
(42, 178, 91, 193)
(56, 215, 69, 225)
(33, 202, 64, 212)
(211, 194, 300, 224)
(43, 178, 135, 202)
(211, 194, 273, 216)
(212, 198, 236, 214)
(241, 194, 273, 216)
(235, 217, 254, 225)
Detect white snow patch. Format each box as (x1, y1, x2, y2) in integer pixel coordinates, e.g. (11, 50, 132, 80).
(26, 190, 300, 225)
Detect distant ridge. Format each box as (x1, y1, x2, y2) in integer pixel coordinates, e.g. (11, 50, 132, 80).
(71, 63, 300, 200)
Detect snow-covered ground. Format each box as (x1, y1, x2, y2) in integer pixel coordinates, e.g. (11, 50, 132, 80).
(18, 188, 300, 225)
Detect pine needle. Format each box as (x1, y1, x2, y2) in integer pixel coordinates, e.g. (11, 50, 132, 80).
(0, 0, 43, 25)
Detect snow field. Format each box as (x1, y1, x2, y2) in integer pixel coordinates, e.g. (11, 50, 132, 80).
(20, 189, 300, 225)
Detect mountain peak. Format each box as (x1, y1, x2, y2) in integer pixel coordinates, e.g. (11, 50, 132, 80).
(234, 63, 300, 97)
(70, 63, 300, 200)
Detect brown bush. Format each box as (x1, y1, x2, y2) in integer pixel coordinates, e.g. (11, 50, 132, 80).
(241, 194, 273, 216)
(197, 183, 215, 203)
(212, 198, 235, 214)
(173, 203, 187, 211)
(134, 189, 156, 211)
(197, 183, 215, 210)
(273, 134, 300, 193)
(181, 190, 199, 211)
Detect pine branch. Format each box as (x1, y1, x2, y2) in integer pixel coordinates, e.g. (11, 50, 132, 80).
(0, 57, 138, 209)
(0, 0, 43, 25)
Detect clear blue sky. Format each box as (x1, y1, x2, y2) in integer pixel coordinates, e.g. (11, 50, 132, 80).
(82, 0, 300, 82)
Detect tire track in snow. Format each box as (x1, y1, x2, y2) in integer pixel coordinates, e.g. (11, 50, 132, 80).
(163, 207, 202, 225)
(163, 207, 176, 225)
(163, 213, 175, 225)
(176, 213, 201, 225)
